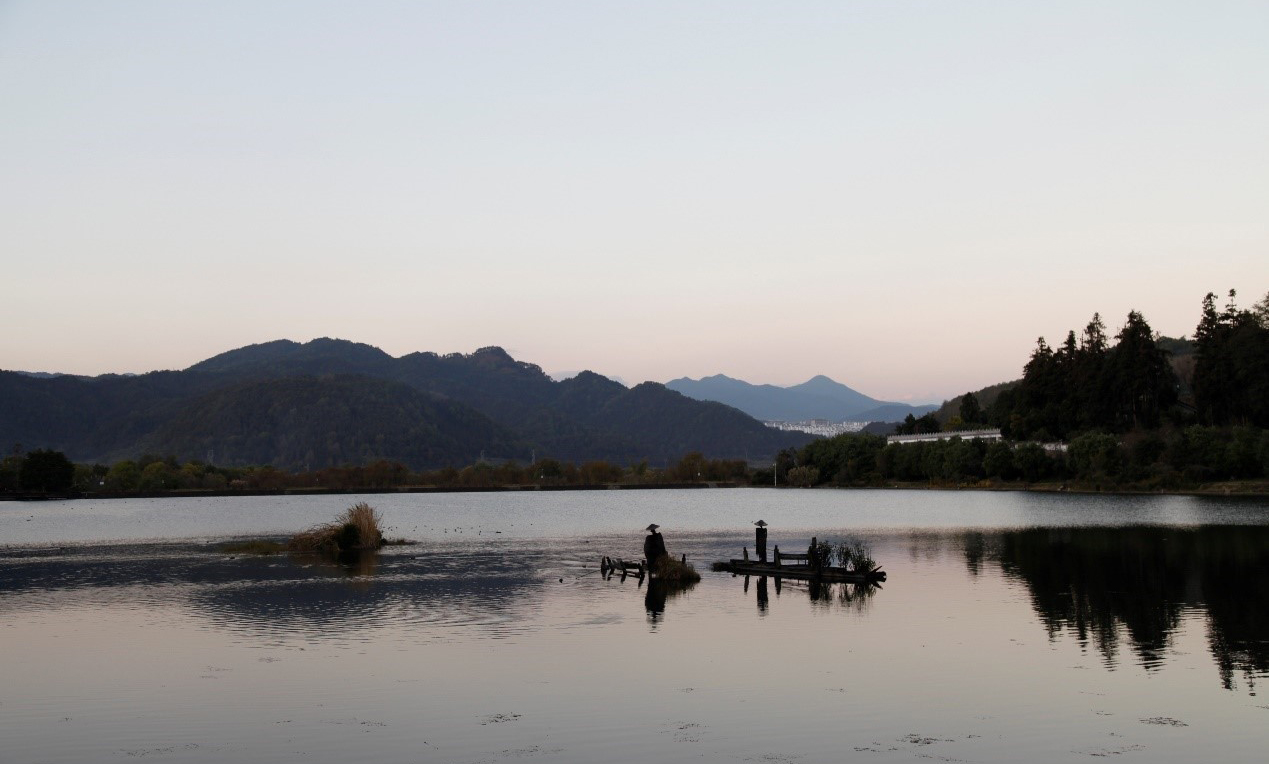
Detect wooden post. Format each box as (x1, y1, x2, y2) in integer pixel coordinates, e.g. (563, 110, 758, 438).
(681, 553, 686, 564)
(756, 524, 768, 562)
(743, 547, 749, 561)
(774, 545, 781, 567)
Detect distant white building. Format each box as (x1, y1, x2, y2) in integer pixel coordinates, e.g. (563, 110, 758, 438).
(887, 429, 1003, 445)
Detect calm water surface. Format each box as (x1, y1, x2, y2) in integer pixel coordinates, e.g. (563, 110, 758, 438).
(2, 489, 1268, 763)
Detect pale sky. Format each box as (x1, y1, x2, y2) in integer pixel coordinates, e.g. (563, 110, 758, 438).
(2, 1, 1265, 403)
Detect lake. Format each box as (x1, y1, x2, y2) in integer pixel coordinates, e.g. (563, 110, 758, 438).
(2, 489, 1268, 763)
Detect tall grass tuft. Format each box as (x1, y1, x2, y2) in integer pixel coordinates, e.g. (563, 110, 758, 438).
(342, 502, 383, 549)
(288, 502, 384, 553)
(809, 539, 834, 569)
(834, 538, 876, 573)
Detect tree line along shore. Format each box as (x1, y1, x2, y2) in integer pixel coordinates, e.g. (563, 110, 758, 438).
(4, 433, 1267, 500)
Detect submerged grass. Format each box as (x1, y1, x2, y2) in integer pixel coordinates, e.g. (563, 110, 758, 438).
(288, 502, 385, 553)
(220, 539, 286, 555)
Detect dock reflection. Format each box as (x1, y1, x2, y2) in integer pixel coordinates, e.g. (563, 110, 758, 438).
(739, 573, 878, 612)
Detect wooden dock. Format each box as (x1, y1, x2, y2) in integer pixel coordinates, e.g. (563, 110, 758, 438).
(716, 537, 887, 583)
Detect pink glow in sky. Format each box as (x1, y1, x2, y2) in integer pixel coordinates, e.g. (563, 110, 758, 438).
(2, 1, 1265, 402)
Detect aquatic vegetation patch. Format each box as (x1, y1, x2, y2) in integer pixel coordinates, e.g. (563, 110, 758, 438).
(652, 555, 701, 584)
(835, 539, 877, 573)
(289, 502, 384, 553)
(809, 538, 834, 569)
(220, 539, 286, 555)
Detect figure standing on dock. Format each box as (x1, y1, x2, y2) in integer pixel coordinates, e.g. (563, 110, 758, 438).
(754, 520, 768, 562)
(644, 523, 668, 566)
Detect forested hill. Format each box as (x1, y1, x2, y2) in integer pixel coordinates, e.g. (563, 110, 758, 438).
(0, 340, 809, 470)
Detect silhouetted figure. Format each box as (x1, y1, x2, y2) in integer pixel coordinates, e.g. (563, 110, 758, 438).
(645, 580, 668, 625)
(643, 523, 667, 567)
(755, 520, 768, 562)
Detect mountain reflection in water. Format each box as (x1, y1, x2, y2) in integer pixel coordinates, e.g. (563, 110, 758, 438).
(973, 526, 1269, 693)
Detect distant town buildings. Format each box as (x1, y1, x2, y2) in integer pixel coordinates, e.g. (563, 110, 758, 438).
(764, 419, 868, 437)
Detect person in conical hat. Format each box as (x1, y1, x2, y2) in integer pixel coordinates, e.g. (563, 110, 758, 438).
(644, 523, 667, 564)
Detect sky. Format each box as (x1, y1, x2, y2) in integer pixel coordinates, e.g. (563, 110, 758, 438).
(2, 1, 1265, 403)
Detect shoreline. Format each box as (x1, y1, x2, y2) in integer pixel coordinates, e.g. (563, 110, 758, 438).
(4, 480, 1267, 502)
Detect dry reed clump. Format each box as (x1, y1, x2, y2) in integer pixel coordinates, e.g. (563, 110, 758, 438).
(288, 502, 384, 553)
(652, 555, 701, 584)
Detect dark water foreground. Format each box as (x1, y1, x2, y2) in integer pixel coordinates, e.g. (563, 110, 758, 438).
(2, 523, 1268, 763)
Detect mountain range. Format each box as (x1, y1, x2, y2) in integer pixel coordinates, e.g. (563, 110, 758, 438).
(665, 374, 937, 422)
(1, 339, 811, 470)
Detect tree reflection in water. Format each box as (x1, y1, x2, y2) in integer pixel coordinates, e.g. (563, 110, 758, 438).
(974, 526, 1269, 694)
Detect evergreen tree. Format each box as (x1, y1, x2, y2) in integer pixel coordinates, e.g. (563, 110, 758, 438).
(958, 392, 982, 425)
(1075, 313, 1110, 429)
(1192, 290, 1269, 427)
(1104, 311, 1176, 430)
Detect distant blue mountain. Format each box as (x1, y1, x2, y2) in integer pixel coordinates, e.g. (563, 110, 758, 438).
(665, 373, 936, 422)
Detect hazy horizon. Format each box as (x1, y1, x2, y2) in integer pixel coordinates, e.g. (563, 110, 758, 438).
(3, 1, 1265, 402)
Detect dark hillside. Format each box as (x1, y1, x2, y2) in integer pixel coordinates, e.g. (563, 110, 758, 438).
(596, 382, 812, 461)
(140, 375, 522, 470)
(189, 338, 396, 378)
(932, 380, 1020, 425)
(0, 369, 229, 460)
(5, 339, 808, 467)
